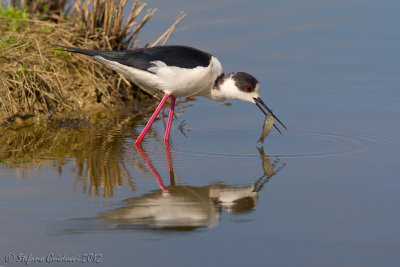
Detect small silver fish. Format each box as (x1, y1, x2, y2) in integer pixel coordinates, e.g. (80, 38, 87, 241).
(257, 112, 274, 144)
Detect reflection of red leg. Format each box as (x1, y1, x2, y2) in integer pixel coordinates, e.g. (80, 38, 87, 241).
(164, 95, 176, 144)
(136, 146, 168, 192)
(135, 93, 170, 146)
(165, 143, 175, 186)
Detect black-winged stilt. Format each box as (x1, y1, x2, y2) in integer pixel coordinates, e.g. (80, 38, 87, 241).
(53, 45, 286, 146)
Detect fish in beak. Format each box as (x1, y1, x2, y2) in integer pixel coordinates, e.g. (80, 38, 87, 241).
(254, 97, 287, 134)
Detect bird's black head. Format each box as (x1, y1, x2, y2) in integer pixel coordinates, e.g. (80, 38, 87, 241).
(231, 72, 259, 94)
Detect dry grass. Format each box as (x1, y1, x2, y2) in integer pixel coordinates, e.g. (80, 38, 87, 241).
(0, 0, 185, 121)
(5, 0, 186, 49)
(0, 17, 147, 121)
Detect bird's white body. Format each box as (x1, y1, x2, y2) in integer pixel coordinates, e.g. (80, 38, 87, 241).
(94, 55, 224, 98)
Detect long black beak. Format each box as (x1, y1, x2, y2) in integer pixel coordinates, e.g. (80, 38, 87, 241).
(254, 97, 287, 133)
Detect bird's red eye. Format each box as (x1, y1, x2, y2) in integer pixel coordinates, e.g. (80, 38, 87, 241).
(245, 86, 253, 92)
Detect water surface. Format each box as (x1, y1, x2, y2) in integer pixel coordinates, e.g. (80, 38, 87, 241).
(1, 0, 400, 266)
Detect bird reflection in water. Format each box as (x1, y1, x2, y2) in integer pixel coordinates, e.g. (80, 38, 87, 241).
(92, 144, 286, 232)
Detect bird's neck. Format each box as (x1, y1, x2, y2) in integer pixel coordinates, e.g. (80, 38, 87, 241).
(213, 73, 225, 89)
(210, 73, 228, 101)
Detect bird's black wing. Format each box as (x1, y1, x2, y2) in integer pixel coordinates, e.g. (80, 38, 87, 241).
(136, 46, 213, 69)
(52, 45, 212, 71)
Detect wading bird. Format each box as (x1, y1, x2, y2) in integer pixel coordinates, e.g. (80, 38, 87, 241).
(53, 45, 286, 146)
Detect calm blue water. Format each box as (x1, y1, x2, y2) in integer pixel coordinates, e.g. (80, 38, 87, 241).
(1, 0, 400, 266)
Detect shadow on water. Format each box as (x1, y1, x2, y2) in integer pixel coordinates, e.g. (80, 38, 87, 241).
(61, 145, 286, 234)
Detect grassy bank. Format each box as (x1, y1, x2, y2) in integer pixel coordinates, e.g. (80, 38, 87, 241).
(0, 0, 185, 123)
(0, 1, 188, 193)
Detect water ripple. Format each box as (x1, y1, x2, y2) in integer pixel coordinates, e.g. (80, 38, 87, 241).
(173, 129, 399, 160)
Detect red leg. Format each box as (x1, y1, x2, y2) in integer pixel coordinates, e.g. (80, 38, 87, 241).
(164, 95, 176, 144)
(135, 93, 169, 146)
